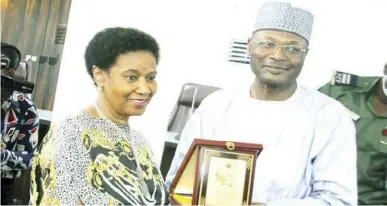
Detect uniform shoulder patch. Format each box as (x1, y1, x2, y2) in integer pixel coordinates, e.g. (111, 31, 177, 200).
(330, 71, 358, 87)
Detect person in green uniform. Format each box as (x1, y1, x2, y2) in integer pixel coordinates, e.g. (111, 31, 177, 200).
(319, 65, 387, 205)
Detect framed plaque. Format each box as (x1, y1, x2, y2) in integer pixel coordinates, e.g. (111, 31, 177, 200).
(169, 139, 263, 205)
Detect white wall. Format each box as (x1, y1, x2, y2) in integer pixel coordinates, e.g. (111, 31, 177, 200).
(53, 0, 387, 164)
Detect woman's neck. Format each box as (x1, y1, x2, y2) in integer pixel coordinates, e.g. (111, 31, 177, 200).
(94, 97, 129, 125)
(251, 78, 297, 101)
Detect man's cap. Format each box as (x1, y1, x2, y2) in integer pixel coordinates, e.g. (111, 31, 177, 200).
(253, 2, 314, 43)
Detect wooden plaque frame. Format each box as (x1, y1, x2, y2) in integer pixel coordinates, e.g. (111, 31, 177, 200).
(169, 139, 263, 205)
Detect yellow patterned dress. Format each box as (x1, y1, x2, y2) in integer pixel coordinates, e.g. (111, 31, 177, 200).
(30, 112, 169, 205)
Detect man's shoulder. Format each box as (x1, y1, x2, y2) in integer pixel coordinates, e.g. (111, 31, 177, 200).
(299, 86, 354, 122)
(301, 86, 346, 111)
(318, 71, 379, 98)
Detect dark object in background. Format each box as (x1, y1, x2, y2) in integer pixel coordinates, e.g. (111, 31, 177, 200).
(1, 75, 34, 94)
(1, 42, 33, 101)
(1, 42, 21, 70)
(1, 179, 15, 205)
(1, 75, 35, 102)
(160, 83, 221, 178)
(1, 54, 11, 68)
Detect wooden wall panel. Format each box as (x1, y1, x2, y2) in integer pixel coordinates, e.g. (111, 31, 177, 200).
(33, 0, 72, 110)
(1, 0, 52, 88)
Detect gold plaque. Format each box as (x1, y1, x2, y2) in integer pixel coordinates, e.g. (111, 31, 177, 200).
(197, 148, 254, 205)
(169, 139, 263, 205)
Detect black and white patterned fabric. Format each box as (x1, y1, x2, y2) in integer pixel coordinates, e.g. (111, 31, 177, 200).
(30, 111, 169, 205)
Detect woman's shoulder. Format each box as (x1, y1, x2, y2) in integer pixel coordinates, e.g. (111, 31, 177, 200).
(130, 130, 155, 152)
(130, 129, 147, 145)
(42, 111, 100, 146)
(54, 111, 107, 131)
(53, 112, 88, 134)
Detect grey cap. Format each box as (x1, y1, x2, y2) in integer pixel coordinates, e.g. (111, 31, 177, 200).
(253, 2, 314, 43)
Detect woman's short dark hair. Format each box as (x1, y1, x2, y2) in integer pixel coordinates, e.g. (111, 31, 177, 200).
(84, 27, 160, 81)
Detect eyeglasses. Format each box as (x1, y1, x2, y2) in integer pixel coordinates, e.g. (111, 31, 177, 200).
(252, 39, 307, 56)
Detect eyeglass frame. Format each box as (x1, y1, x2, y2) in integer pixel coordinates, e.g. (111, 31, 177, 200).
(251, 39, 308, 56)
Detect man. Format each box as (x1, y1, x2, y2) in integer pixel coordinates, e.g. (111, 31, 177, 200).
(166, 2, 357, 205)
(1, 43, 39, 205)
(319, 67, 387, 205)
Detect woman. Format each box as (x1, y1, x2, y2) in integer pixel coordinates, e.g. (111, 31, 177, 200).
(30, 27, 169, 205)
